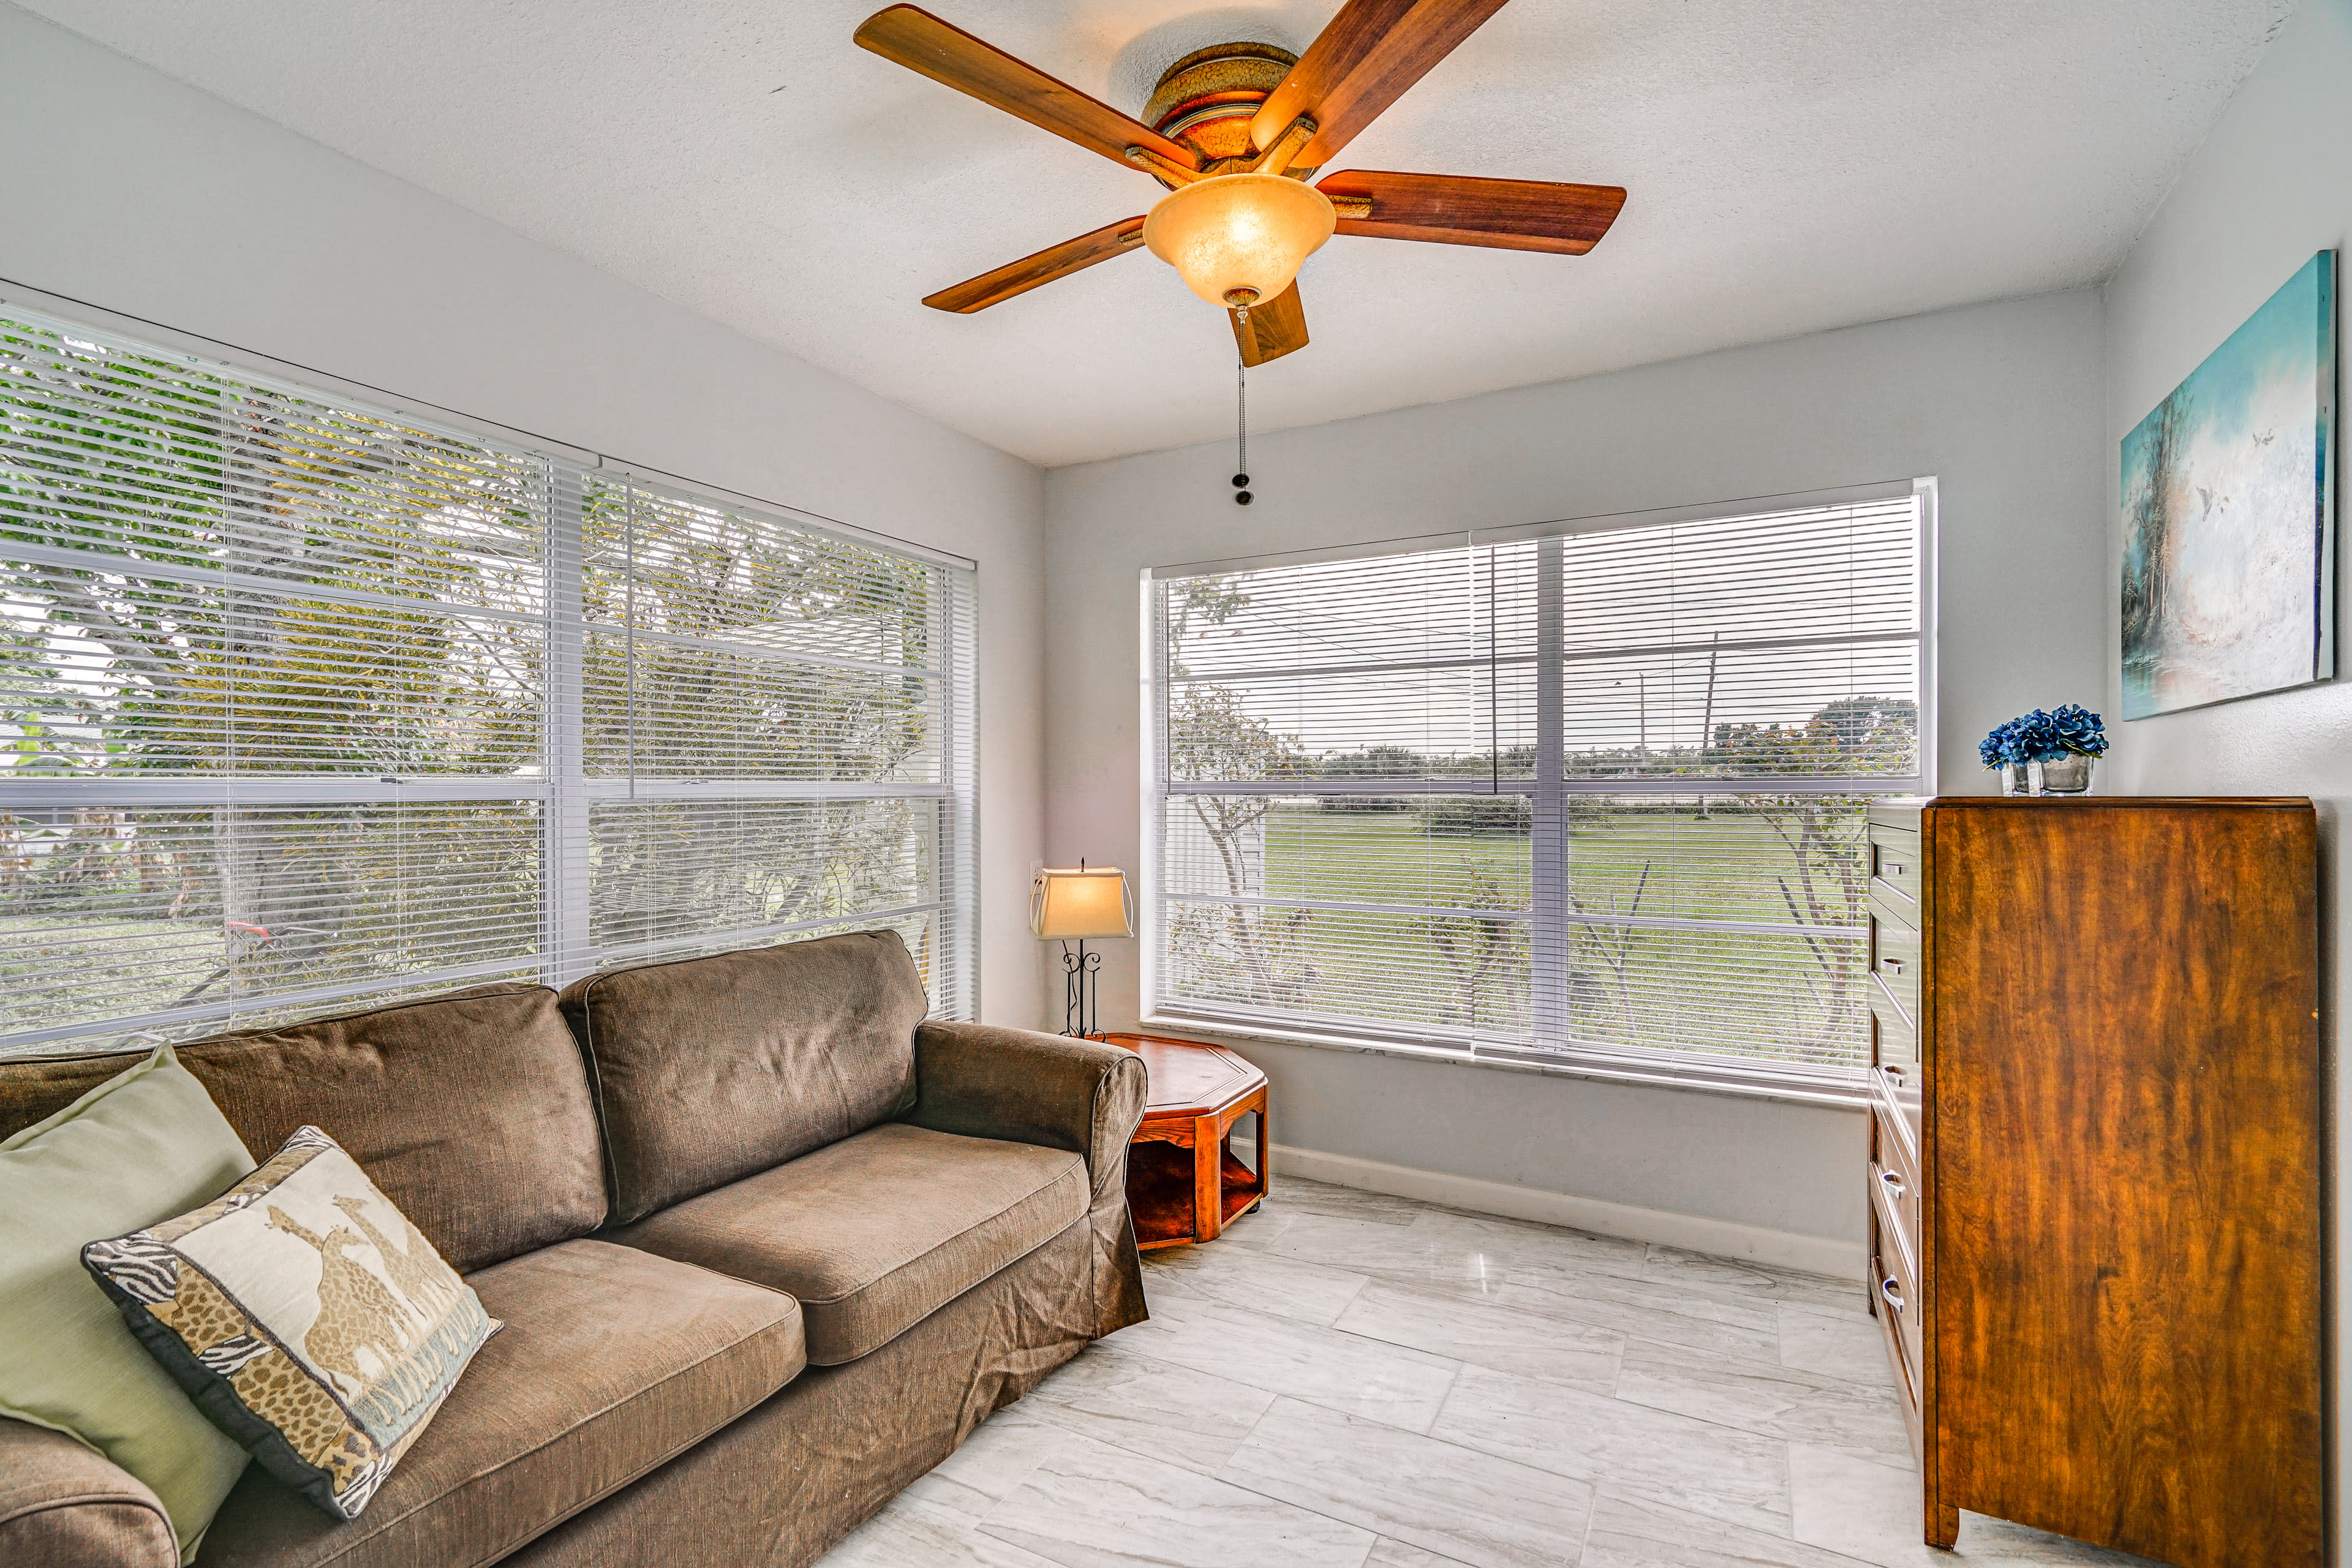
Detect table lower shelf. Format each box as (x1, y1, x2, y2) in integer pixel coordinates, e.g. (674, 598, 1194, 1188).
(1129, 1140, 1265, 1248)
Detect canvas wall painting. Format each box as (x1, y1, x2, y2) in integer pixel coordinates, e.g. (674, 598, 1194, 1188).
(2121, 250, 2336, 718)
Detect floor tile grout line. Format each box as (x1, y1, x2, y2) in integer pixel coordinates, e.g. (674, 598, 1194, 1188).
(1313, 1245, 1805, 1329)
(1098, 1319, 1460, 1439)
(1581, 1483, 1894, 1568)
(1200, 1456, 1527, 1568)
(1343, 1275, 1782, 1367)
(1284, 1183, 1856, 1297)
(1219, 1385, 1634, 1528)
(1421, 1357, 1466, 1437)
(1141, 1285, 1475, 1378)
(1574, 1480, 1600, 1565)
(1328, 1319, 1627, 1400)
(1608, 1332, 1920, 1459)
(1617, 1325, 1905, 1386)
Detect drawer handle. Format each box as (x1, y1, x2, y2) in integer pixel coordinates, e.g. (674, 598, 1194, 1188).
(1880, 1276, 1905, 1314)
(1879, 1169, 1907, 1200)
(1880, 956, 1904, 974)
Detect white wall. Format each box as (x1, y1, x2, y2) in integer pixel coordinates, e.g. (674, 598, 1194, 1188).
(2098, 0, 2350, 1539)
(0, 6, 1051, 1027)
(1045, 288, 2111, 1250)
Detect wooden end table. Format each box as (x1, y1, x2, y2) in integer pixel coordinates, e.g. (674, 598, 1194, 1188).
(1102, 1033, 1268, 1249)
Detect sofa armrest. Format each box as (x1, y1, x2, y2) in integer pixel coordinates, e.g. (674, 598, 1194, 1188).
(0, 1420, 179, 1568)
(905, 1020, 1150, 1335)
(907, 1020, 1147, 1190)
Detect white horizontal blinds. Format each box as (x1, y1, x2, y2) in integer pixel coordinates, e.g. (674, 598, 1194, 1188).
(1556, 500, 1921, 783)
(933, 565, 978, 1019)
(1541, 499, 1918, 1076)
(581, 481, 946, 785)
(1, 311, 550, 1052)
(562, 476, 971, 1007)
(0, 305, 978, 1055)
(1155, 538, 1537, 1047)
(1150, 492, 1922, 1082)
(1547, 796, 1874, 1071)
(1164, 541, 1534, 785)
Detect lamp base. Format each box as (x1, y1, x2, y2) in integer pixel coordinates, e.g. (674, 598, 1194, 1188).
(1060, 940, 1104, 1038)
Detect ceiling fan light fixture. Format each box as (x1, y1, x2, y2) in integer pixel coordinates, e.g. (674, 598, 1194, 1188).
(1143, 173, 1336, 311)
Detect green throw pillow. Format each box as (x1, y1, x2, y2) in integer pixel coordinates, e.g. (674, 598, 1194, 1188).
(0, 1046, 257, 1562)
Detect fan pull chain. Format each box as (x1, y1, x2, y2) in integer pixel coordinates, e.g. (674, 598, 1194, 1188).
(1232, 353, 1252, 505)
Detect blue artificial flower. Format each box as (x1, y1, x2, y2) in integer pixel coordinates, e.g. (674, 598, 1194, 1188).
(2011, 709, 2064, 763)
(1981, 706, 2107, 767)
(2048, 703, 2108, 756)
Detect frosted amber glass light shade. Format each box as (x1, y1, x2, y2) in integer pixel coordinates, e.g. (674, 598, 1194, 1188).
(1144, 174, 1337, 307)
(1030, 867, 1134, 938)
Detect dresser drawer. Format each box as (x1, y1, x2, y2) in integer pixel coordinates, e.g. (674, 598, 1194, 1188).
(1866, 799, 1923, 836)
(1873, 1061, 1921, 1166)
(1868, 973, 1918, 1072)
(1871, 1175, 1924, 1389)
(1870, 916, 1919, 1023)
(1871, 1153, 1919, 1267)
(1873, 1246, 1923, 1427)
(1869, 822, 1921, 913)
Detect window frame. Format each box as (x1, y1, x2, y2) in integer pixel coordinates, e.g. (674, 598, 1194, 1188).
(1139, 478, 1937, 1105)
(0, 297, 979, 1054)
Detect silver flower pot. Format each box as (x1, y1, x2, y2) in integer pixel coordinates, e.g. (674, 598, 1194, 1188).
(1999, 762, 2032, 796)
(2028, 754, 2097, 795)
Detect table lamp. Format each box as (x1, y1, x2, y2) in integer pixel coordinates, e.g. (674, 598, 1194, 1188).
(1030, 861, 1133, 1038)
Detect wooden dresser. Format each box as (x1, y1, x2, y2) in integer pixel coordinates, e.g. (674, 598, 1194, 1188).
(1864, 796, 2321, 1567)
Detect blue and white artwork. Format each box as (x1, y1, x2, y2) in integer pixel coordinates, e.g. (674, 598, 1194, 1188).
(2121, 251, 2336, 718)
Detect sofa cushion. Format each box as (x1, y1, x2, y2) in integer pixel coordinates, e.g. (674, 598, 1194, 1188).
(558, 930, 931, 1226)
(197, 1239, 804, 1568)
(181, 987, 607, 1274)
(606, 1121, 1087, 1365)
(0, 986, 607, 1276)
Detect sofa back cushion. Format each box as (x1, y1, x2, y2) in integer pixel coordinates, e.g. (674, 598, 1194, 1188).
(558, 930, 930, 1226)
(0, 984, 606, 1274)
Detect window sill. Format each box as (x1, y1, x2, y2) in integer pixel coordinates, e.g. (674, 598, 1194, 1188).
(1137, 1013, 1873, 1111)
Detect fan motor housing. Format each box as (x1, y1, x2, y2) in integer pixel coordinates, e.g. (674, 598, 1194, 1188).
(1144, 42, 1300, 169)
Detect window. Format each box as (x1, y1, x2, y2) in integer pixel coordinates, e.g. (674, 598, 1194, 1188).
(0, 305, 975, 1056)
(1144, 486, 1930, 1096)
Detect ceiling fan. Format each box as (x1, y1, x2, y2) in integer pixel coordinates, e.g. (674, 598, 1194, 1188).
(854, 1, 1627, 366)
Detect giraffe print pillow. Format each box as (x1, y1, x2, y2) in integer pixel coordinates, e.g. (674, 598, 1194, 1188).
(81, 1125, 497, 1520)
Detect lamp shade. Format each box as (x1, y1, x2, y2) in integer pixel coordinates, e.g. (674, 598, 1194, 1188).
(1143, 173, 1336, 308)
(1030, 866, 1134, 939)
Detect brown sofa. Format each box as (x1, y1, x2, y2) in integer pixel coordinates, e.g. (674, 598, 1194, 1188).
(0, 930, 1150, 1567)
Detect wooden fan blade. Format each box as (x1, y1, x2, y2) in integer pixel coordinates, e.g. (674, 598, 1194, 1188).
(923, 217, 1148, 313)
(1250, 0, 1512, 168)
(1317, 170, 1626, 254)
(1230, 283, 1309, 366)
(857, 6, 1199, 173)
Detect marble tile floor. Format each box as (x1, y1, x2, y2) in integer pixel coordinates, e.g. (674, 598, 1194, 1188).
(817, 1179, 2163, 1568)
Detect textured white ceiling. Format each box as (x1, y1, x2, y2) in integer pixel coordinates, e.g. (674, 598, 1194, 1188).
(17, 1, 2288, 466)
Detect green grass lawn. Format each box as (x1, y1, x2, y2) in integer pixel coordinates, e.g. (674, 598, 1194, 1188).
(1171, 798, 1871, 1065)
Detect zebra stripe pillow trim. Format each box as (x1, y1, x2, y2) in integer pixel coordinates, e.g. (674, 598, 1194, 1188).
(81, 1125, 497, 1520)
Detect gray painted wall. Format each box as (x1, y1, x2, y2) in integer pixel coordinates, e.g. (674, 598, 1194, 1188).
(1044, 288, 2111, 1245)
(2097, 0, 2350, 1539)
(0, 6, 1054, 1029)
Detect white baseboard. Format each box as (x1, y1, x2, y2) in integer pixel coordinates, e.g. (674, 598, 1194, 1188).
(1268, 1144, 1866, 1280)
